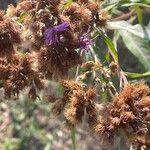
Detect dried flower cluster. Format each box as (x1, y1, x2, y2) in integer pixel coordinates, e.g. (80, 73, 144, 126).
(92, 83, 150, 149)
(0, 0, 108, 98)
(0, 14, 43, 99)
(0, 19, 20, 56)
(50, 80, 150, 149)
(52, 80, 97, 128)
(79, 61, 117, 96)
(15, 0, 108, 78)
(51, 80, 150, 148)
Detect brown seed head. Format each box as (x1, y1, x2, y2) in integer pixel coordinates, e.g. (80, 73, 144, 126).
(87, 2, 100, 14)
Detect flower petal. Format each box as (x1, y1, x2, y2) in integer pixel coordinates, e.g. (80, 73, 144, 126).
(44, 28, 58, 45)
(79, 33, 94, 52)
(54, 22, 70, 32)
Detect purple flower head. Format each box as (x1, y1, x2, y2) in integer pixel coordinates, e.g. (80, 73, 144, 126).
(79, 33, 93, 52)
(44, 22, 69, 45)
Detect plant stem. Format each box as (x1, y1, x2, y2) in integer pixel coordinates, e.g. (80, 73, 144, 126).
(71, 127, 76, 150)
(111, 10, 136, 21)
(90, 46, 98, 63)
(75, 50, 83, 81)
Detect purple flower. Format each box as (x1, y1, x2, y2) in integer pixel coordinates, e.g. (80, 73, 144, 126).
(44, 22, 70, 45)
(79, 33, 93, 52)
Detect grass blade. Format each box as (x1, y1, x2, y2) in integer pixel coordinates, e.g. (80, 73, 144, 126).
(104, 36, 119, 63)
(71, 128, 76, 150)
(126, 71, 150, 78)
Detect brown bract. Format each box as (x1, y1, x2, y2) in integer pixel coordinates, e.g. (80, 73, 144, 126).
(14, 0, 108, 80)
(0, 20, 21, 57)
(0, 53, 43, 99)
(38, 46, 81, 79)
(87, 2, 100, 14)
(92, 83, 150, 148)
(16, 0, 35, 15)
(52, 80, 97, 128)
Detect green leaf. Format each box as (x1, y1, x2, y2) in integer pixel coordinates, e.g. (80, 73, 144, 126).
(63, 0, 73, 10)
(107, 21, 150, 39)
(104, 36, 119, 62)
(102, 0, 130, 6)
(126, 71, 150, 78)
(17, 14, 26, 24)
(103, 3, 118, 11)
(119, 30, 150, 71)
(121, 2, 150, 8)
(71, 128, 76, 150)
(134, 5, 143, 24)
(107, 21, 150, 71)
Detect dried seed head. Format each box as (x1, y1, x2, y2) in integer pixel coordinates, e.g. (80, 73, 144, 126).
(38, 46, 81, 79)
(64, 92, 85, 126)
(0, 20, 21, 56)
(135, 96, 150, 108)
(65, 3, 80, 16)
(97, 10, 109, 27)
(81, 61, 95, 71)
(61, 80, 83, 91)
(86, 88, 96, 100)
(109, 117, 120, 129)
(78, 7, 92, 23)
(0, 52, 43, 98)
(87, 2, 100, 14)
(109, 62, 118, 74)
(16, 0, 34, 14)
(94, 83, 150, 148)
(93, 123, 106, 134)
(120, 111, 136, 123)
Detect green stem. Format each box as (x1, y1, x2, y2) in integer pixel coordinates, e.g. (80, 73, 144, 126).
(71, 128, 76, 150)
(75, 50, 83, 81)
(90, 46, 99, 63)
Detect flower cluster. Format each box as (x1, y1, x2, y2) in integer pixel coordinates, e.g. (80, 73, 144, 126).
(50, 80, 150, 148)
(92, 83, 150, 149)
(0, 0, 108, 99)
(13, 0, 108, 78)
(44, 22, 70, 45)
(0, 15, 43, 99)
(0, 19, 21, 56)
(52, 80, 97, 128)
